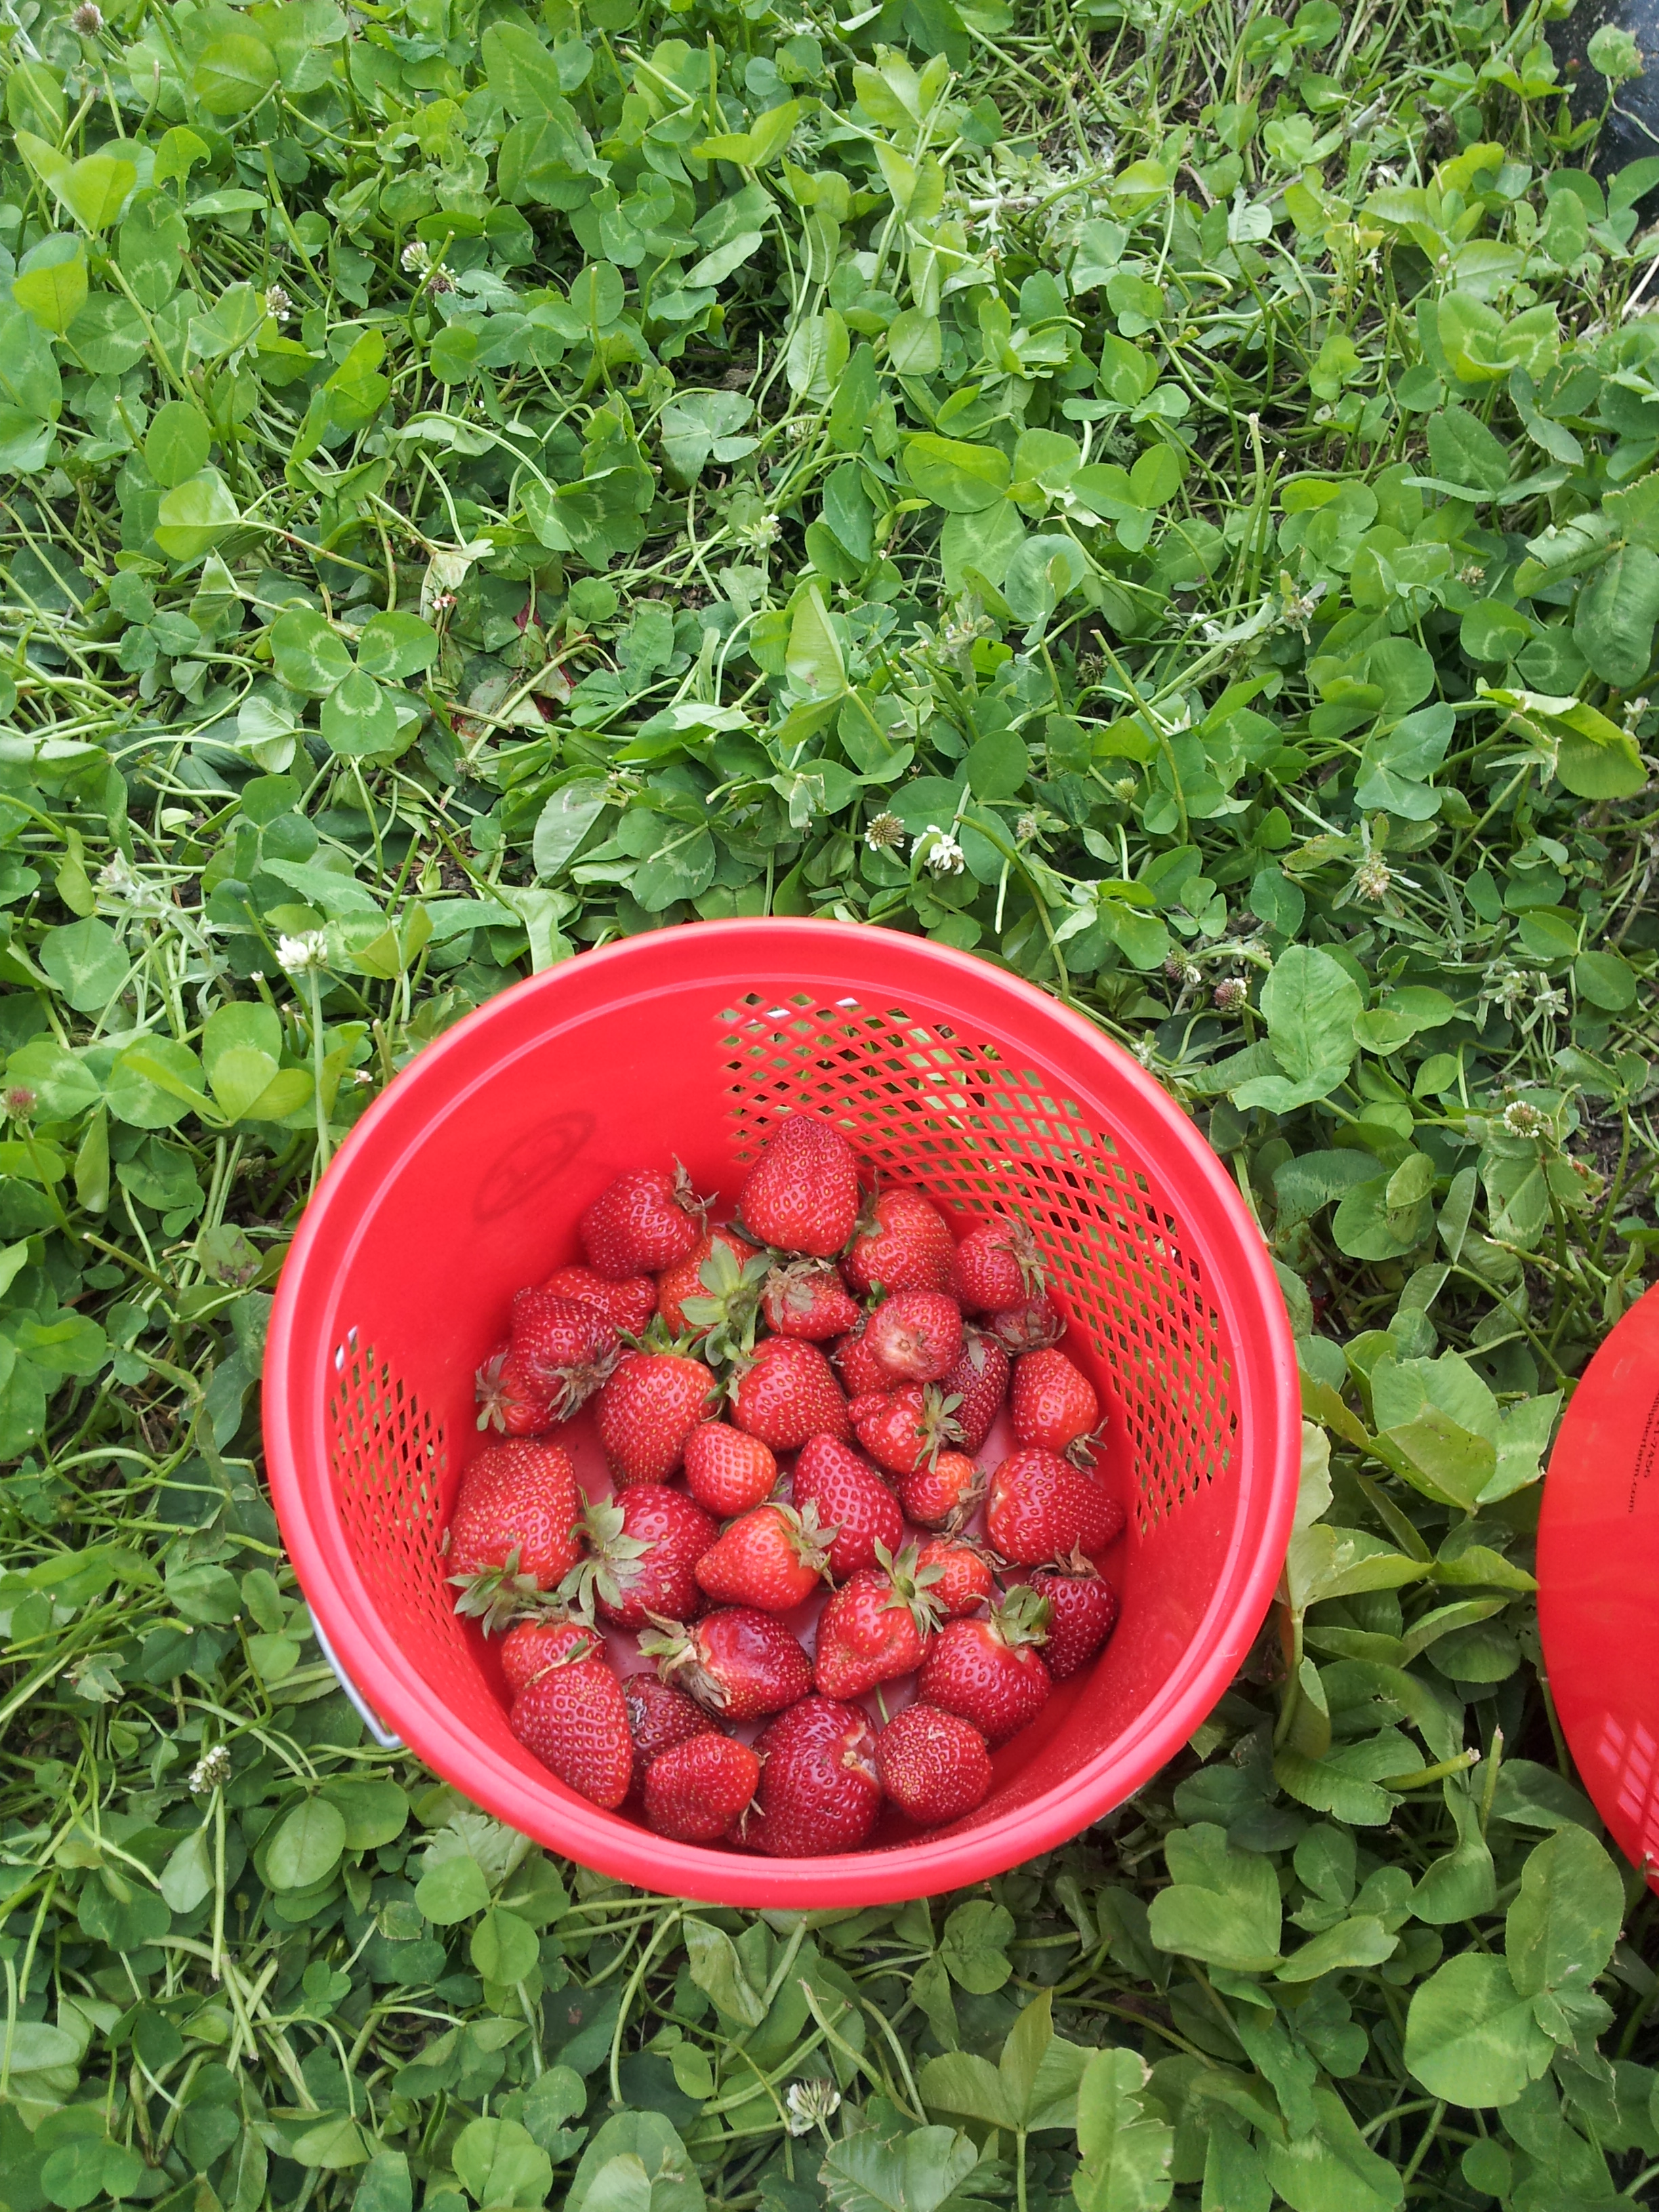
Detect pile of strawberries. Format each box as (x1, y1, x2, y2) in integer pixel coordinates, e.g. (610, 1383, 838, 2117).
(443, 1115, 1125, 1855)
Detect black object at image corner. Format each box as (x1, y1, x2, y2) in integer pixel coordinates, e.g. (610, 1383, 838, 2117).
(1550, 0, 1659, 176)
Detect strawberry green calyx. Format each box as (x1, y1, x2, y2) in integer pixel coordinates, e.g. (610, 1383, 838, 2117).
(680, 1242, 772, 1366)
(993, 1580, 1053, 1648)
(780, 1498, 839, 1578)
(875, 1538, 944, 1640)
(638, 1612, 727, 1712)
(451, 1544, 550, 1636)
(670, 1156, 713, 1233)
(556, 1498, 650, 1620)
(916, 1385, 966, 1471)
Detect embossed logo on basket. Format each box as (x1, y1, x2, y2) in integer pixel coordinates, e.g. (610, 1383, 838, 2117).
(475, 1111, 594, 1223)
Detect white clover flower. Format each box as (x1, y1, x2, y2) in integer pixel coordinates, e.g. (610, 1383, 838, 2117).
(785, 2078, 841, 2135)
(277, 931, 329, 976)
(190, 1744, 231, 1794)
(264, 283, 292, 323)
(864, 811, 904, 853)
(916, 825, 965, 876)
(98, 853, 167, 916)
(1501, 1099, 1549, 1139)
(1351, 853, 1393, 903)
(401, 239, 432, 275)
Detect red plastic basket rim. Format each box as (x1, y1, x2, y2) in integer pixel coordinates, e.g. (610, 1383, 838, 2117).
(266, 919, 1300, 1904)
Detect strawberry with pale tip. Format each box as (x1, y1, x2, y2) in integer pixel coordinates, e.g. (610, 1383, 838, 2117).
(743, 1696, 882, 1856)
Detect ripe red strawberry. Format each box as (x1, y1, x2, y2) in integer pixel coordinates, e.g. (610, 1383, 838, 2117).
(447, 1437, 581, 1604)
(792, 1434, 903, 1577)
(683, 1421, 778, 1517)
(500, 1617, 600, 1697)
(832, 1321, 893, 1399)
(761, 1258, 862, 1341)
(564, 1486, 715, 1629)
(843, 1188, 955, 1296)
(865, 1289, 964, 1385)
(506, 1288, 619, 1419)
(1029, 1557, 1120, 1679)
(987, 1293, 1066, 1355)
(915, 1537, 996, 1618)
(850, 1384, 962, 1476)
(918, 1588, 1052, 1746)
(941, 1328, 1010, 1454)
(730, 1337, 849, 1451)
(897, 1448, 985, 1532)
(695, 1502, 832, 1612)
(643, 1732, 761, 1843)
(1011, 1347, 1101, 1460)
(622, 1673, 710, 1793)
(950, 1216, 1046, 1314)
(510, 1652, 632, 1808)
(745, 1696, 882, 1856)
(596, 1351, 714, 1484)
(542, 1264, 657, 1336)
(640, 1606, 813, 1719)
(813, 1551, 937, 1699)
(657, 1225, 758, 1337)
(736, 1115, 861, 1257)
(876, 1703, 994, 1825)
(580, 1164, 705, 1279)
(474, 1340, 554, 1437)
(985, 1448, 1124, 1565)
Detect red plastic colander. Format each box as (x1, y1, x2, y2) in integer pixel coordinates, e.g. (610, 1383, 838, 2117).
(1538, 1282, 1659, 1892)
(265, 918, 1300, 1905)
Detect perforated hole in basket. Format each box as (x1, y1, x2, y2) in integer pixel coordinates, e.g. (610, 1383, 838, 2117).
(720, 991, 1237, 1531)
(325, 1340, 509, 1742)
(1596, 1713, 1659, 1874)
